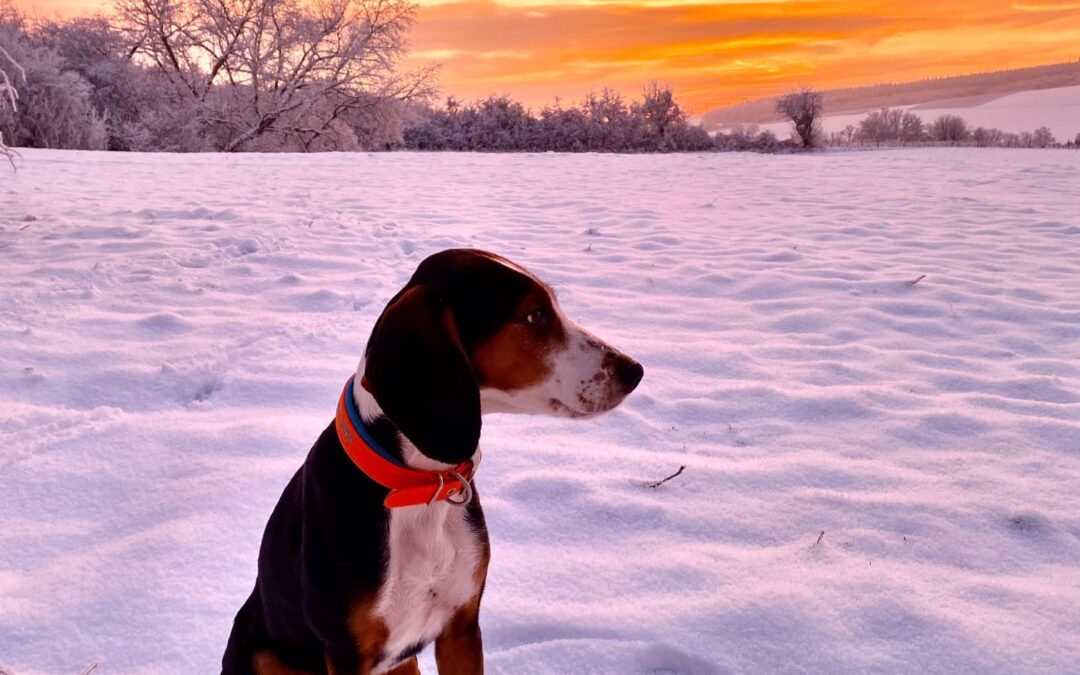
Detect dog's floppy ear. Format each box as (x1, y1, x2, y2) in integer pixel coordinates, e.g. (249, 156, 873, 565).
(362, 284, 481, 465)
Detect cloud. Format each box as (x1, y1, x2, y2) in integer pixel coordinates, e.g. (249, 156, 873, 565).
(1013, 1, 1080, 10)
(405, 0, 1080, 110)
(15, 0, 1080, 111)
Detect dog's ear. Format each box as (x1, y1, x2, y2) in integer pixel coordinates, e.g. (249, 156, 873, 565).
(362, 284, 481, 465)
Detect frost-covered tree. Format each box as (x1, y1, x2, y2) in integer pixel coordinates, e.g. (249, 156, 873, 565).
(775, 87, 823, 148)
(582, 88, 638, 151)
(899, 111, 924, 143)
(339, 95, 408, 150)
(973, 127, 996, 147)
(715, 124, 784, 152)
(35, 15, 183, 150)
(929, 114, 969, 143)
(0, 41, 20, 164)
(635, 83, 681, 150)
(854, 107, 923, 145)
(113, 0, 434, 151)
(0, 8, 107, 150)
(829, 124, 855, 146)
(467, 95, 537, 150)
(855, 108, 894, 144)
(1031, 126, 1055, 148)
(622, 83, 712, 152)
(403, 85, 712, 153)
(536, 99, 589, 152)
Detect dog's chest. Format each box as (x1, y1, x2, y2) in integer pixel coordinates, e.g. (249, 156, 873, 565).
(372, 502, 482, 670)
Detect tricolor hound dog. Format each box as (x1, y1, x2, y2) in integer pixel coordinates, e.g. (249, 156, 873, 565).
(222, 248, 643, 675)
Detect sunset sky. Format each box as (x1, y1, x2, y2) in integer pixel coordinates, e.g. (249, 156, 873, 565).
(15, 0, 1080, 112)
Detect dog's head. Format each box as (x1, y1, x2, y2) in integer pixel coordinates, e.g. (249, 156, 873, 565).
(361, 249, 643, 464)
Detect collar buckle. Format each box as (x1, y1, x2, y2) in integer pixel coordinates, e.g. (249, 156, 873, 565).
(336, 376, 480, 509)
(444, 471, 473, 506)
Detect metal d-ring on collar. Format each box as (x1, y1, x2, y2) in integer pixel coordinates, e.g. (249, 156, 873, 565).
(426, 471, 473, 507)
(445, 471, 473, 506)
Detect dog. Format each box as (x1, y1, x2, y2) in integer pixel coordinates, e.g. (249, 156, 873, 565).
(222, 248, 643, 674)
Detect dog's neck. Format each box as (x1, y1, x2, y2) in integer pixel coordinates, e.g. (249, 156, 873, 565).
(353, 358, 480, 473)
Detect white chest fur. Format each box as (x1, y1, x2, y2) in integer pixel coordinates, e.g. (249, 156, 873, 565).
(372, 500, 483, 673)
(353, 363, 484, 673)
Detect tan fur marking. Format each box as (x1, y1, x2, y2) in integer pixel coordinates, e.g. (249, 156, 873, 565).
(253, 650, 316, 675)
(340, 594, 390, 674)
(472, 293, 564, 392)
(433, 514, 489, 675)
(434, 592, 485, 675)
(385, 658, 421, 675)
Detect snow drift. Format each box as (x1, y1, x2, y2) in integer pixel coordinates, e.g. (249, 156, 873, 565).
(1, 148, 1079, 674)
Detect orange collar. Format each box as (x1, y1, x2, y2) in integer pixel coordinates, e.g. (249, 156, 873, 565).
(335, 376, 476, 509)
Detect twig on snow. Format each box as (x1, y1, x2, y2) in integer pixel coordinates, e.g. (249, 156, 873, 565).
(814, 530, 826, 546)
(907, 274, 926, 286)
(648, 465, 686, 488)
(79, 663, 98, 675)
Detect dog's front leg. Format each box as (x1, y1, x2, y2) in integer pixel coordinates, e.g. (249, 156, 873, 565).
(325, 646, 384, 675)
(434, 597, 484, 675)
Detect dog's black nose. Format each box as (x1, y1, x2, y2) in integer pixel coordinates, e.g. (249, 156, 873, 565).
(615, 356, 644, 392)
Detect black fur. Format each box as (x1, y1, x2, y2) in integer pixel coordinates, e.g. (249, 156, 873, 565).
(223, 250, 530, 673)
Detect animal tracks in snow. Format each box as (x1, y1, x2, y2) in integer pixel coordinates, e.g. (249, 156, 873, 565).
(1, 148, 1079, 674)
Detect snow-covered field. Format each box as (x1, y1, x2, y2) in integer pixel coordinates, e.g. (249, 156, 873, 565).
(760, 85, 1080, 141)
(2, 148, 1079, 674)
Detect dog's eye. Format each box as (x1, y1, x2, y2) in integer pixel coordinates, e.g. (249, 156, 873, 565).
(524, 309, 549, 330)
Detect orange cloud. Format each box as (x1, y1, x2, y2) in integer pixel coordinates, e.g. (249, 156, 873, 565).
(404, 0, 1080, 111)
(13, 0, 1080, 112)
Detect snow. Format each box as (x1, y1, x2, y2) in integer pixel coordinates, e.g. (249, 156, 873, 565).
(759, 85, 1080, 141)
(2, 148, 1080, 674)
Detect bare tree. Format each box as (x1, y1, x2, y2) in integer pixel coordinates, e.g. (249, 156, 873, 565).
(1031, 126, 1055, 148)
(837, 124, 855, 146)
(899, 111, 924, 143)
(582, 88, 635, 151)
(0, 7, 107, 151)
(775, 87, 823, 148)
(856, 108, 891, 145)
(0, 42, 20, 165)
(929, 114, 969, 143)
(636, 82, 683, 150)
(113, 0, 435, 151)
(855, 107, 925, 145)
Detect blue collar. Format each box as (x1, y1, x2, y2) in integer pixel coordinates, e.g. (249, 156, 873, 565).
(342, 375, 410, 468)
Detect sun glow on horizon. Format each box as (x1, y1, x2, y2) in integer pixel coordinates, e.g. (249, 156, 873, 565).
(13, 0, 1080, 112)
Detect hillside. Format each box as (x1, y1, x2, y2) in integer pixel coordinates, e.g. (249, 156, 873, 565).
(753, 85, 1080, 142)
(702, 61, 1080, 129)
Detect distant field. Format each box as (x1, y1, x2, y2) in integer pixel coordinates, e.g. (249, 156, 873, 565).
(702, 61, 1080, 129)
(756, 85, 1080, 142)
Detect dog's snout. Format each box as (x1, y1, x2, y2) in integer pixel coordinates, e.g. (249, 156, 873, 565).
(613, 355, 644, 392)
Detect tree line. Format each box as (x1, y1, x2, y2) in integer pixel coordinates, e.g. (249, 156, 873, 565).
(766, 90, 1077, 149)
(402, 87, 793, 153)
(0, 1, 1075, 155)
(826, 109, 1074, 148)
(0, 0, 791, 154)
(0, 0, 431, 152)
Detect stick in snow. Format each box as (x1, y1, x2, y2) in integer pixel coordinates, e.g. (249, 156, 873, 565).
(907, 274, 926, 286)
(648, 465, 686, 488)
